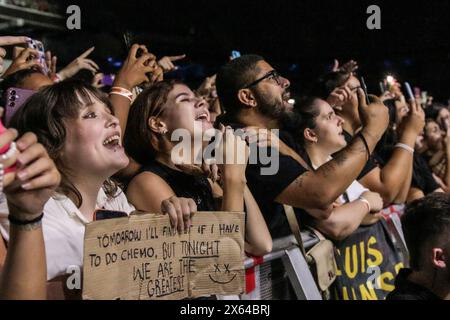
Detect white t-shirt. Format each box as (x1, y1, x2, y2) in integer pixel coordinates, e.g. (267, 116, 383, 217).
(42, 188, 135, 280)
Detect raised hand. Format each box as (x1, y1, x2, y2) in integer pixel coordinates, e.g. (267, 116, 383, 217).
(4, 133, 61, 220)
(114, 44, 158, 90)
(0, 36, 30, 47)
(0, 36, 31, 74)
(2, 48, 42, 77)
(197, 74, 217, 99)
(217, 126, 249, 183)
(157, 54, 186, 73)
(57, 47, 99, 80)
(358, 88, 389, 140)
(399, 96, 426, 137)
(327, 85, 352, 110)
(45, 50, 58, 77)
(332, 59, 359, 74)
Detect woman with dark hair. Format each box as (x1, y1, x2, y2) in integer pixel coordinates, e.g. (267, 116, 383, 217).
(425, 103, 450, 130)
(8, 80, 188, 282)
(312, 70, 427, 205)
(124, 80, 272, 256)
(293, 97, 383, 240)
(422, 119, 450, 192)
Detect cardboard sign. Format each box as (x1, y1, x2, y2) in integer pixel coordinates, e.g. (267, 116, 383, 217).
(82, 212, 245, 300)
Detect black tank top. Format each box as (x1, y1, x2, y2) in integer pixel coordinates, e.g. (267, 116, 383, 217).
(139, 161, 216, 211)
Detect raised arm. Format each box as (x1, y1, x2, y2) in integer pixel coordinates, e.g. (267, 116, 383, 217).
(0, 132, 60, 300)
(276, 91, 389, 216)
(360, 99, 424, 205)
(110, 44, 159, 137)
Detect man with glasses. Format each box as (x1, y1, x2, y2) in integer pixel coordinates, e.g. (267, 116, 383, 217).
(216, 55, 389, 238)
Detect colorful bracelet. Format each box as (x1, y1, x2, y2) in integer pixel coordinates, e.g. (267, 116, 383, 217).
(110, 87, 133, 103)
(109, 91, 133, 102)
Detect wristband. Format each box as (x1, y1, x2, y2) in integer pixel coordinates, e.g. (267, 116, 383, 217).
(395, 143, 414, 154)
(111, 87, 133, 96)
(358, 196, 371, 213)
(109, 91, 133, 102)
(110, 87, 133, 103)
(9, 212, 44, 229)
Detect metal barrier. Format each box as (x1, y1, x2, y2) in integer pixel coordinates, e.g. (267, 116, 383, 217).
(218, 231, 323, 300)
(219, 206, 409, 301)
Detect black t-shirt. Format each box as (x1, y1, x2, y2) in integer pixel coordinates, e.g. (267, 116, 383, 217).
(342, 131, 378, 180)
(244, 130, 308, 238)
(386, 269, 441, 300)
(139, 161, 216, 211)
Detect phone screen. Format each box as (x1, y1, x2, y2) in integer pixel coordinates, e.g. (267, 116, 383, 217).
(404, 82, 415, 101)
(360, 76, 370, 105)
(231, 51, 241, 60)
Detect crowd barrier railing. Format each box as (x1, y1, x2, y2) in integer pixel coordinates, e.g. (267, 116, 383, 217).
(219, 205, 408, 301)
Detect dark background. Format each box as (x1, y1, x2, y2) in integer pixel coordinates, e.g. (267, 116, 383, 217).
(4, 0, 450, 101)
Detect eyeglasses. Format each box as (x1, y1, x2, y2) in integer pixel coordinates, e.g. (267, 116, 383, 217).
(244, 70, 283, 89)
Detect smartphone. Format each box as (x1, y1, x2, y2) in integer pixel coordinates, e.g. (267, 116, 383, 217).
(360, 76, 370, 105)
(93, 210, 128, 221)
(404, 82, 415, 101)
(4, 87, 36, 125)
(231, 50, 241, 60)
(26, 38, 48, 75)
(102, 74, 115, 87)
(421, 91, 428, 105)
(379, 81, 387, 94)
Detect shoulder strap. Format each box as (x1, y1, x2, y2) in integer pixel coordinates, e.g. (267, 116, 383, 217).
(283, 204, 307, 256)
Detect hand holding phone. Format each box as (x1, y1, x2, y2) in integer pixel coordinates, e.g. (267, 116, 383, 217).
(26, 38, 48, 75)
(360, 76, 370, 105)
(404, 82, 415, 101)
